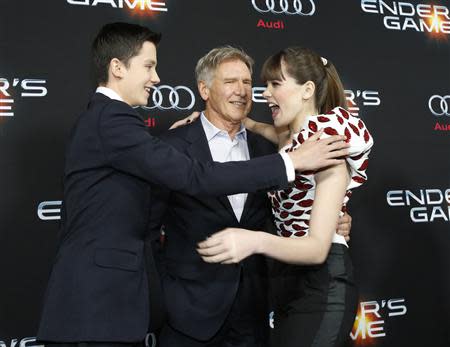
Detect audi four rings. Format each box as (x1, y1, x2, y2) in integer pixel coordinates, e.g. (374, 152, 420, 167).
(141, 85, 196, 111)
(428, 95, 450, 116)
(251, 0, 316, 15)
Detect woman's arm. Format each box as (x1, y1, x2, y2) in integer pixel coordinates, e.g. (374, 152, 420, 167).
(242, 117, 290, 146)
(197, 162, 349, 265)
(258, 162, 350, 264)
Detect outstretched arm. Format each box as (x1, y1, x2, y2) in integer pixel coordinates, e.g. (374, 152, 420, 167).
(197, 162, 349, 265)
(243, 117, 294, 148)
(242, 117, 283, 145)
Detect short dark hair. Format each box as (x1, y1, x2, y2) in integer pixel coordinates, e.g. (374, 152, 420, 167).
(92, 22, 161, 84)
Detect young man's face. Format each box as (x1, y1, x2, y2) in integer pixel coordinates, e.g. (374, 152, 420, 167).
(118, 41, 160, 106)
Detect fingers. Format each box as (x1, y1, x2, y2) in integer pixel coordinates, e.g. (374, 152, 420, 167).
(326, 140, 350, 151)
(200, 252, 234, 264)
(336, 213, 351, 241)
(305, 129, 323, 141)
(168, 112, 200, 129)
(197, 229, 235, 249)
(337, 223, 350, 233)
(338, 213, 351, 224)
(197, 236, 223, 249)
(188, 111, 200, 122)
(168, 120, 182, 130)
(220, 259, 237, 265)
(320, 134, 347, 145)
(325, 148, 349, 159)
(197, 243, 226, 256)
(197, 237, 233, 263)
(345, 212, 352, 225)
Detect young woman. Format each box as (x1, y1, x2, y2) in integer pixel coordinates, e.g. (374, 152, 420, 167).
(197, 47, 374, 347)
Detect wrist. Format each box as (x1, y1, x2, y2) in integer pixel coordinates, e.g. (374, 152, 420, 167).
(288, 154, 304, 171)
(254, 231, 268, 255)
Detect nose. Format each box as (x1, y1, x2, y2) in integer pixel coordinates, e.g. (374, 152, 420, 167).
(152, 70, 160, 85)
(262, 87, 271, 100)
(235, 81, 247, 96)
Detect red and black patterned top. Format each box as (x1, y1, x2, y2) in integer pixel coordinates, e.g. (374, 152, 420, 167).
(268, 107, 374, 244)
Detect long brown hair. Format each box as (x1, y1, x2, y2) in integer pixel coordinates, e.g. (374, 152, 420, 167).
(261, 47, 347, 114)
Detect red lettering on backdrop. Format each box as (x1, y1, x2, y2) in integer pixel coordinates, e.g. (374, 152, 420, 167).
(434, 122, 449, 131)
(257, 19, 285, 30)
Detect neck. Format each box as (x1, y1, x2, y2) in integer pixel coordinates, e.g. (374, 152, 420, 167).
(204, 109, 242, 139)
(289, 103, 319, 135)
(102, 82, 127, 104)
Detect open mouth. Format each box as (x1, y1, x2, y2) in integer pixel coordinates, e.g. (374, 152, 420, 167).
(144, 86, 152, 95)
(268, 103, 280, 118)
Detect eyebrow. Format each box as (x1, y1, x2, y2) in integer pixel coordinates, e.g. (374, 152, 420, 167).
(223, 78, 252, 82)
(144, 59, 157, 65)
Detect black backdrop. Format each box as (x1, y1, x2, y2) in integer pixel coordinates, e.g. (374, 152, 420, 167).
(1, 1, 449, 346)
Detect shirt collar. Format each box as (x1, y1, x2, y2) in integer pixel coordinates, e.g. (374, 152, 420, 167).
(200, 112, 247, 142)
(96, 86, 124, 102)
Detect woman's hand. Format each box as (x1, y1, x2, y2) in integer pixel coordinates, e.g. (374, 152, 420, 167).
(169, 111, 200, 130)
(197, 228, 260, 264)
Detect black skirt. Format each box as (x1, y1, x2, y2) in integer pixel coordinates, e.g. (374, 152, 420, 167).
(268, 243, 358, 347)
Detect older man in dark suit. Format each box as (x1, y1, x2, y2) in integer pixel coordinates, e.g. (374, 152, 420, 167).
(151, 47, 352, 347)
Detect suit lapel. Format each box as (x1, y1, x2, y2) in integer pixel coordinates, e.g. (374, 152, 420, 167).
(185, 120, 214, 162)
(185, 120, 237, 221)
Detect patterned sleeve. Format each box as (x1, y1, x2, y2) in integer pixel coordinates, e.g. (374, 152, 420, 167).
(298, 107, 374, 190)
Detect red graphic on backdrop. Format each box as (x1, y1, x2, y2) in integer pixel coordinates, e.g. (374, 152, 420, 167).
(434, 122, 449, 131)
(351, 298, 407, 344)
(256, 19, 285, 30)
(144, 117, 157, 128)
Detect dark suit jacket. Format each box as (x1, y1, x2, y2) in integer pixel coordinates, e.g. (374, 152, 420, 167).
(37, 93, 287, 343)
(148, 119, 277, 341)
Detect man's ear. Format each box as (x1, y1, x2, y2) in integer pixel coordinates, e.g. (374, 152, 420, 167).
(302, 80, 316, 101)
(109, 58, 125, 79)
(198, 80, 210, 101)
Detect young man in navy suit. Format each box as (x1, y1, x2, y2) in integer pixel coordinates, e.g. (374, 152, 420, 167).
(37, 23, 349, 347)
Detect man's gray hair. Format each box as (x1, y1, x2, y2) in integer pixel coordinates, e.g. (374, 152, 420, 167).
(195, 46, 254, 86)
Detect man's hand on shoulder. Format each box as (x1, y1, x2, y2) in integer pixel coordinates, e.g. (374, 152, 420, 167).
(288, 130, 350, 172)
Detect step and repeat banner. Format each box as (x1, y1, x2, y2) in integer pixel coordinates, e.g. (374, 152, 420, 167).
(1, 0, 449, 346)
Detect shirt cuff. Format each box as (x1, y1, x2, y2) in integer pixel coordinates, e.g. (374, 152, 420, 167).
(279, 152, 295, 182)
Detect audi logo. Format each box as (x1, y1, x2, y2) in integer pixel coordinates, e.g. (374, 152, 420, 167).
(428, 95, 450, 117)
(141, 85, 196, 111)
(251, 0, 316, 15)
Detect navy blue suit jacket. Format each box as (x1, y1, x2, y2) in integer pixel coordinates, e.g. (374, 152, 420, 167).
(148, 119, 277, 341)
(37, 93, 287, 342)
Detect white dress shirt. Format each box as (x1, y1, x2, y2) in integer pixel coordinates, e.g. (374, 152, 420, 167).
(200, 113, 250, 221)
(96, 86, 124, 102)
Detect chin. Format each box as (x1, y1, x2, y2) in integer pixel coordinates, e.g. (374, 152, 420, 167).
(136, 98, 148, 107)
(273, 119, 284, 127)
